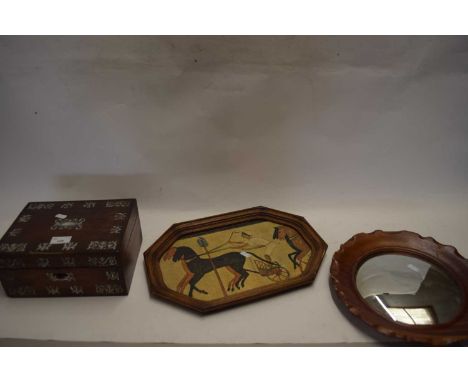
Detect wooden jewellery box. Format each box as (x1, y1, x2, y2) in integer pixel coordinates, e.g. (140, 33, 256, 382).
(0, 199, 142, 297)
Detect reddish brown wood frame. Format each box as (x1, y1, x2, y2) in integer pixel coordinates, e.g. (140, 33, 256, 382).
(330, 230, 468, 345)
(144, 206, 327, 313)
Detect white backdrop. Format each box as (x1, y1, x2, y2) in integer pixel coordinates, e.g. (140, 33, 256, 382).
(0, 36, 467, 344)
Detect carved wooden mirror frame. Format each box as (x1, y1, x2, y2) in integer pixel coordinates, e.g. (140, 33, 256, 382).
(144, 206, 327, 313)
(330, 230, 468, 345)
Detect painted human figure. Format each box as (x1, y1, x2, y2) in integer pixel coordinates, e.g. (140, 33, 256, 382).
(273, 226, 311, 273)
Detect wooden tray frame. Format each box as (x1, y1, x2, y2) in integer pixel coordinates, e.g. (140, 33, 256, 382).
(330, 230, 468, 345)
(144, 206, 327, 313)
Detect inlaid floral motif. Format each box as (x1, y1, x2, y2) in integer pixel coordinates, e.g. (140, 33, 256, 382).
(62, 242, 78, 251)
(46, 286, 60, 296)
(62, 257, 76, 267)
(0, 243, 27, 253)
(0, 258, 25, 268)
(95, 284, 124, 294)
(87, 241, 118, 251)
(106, 201, 130, 208)
(46, 272, 75, 282)
(18, 214, 32, 223)
(106, 271, 120, 281)
(8, 228, 22, 237)
(8, 286, 36, 296)
(37, 258, 50, 268)
(110, 226, 122, 234)
(70, 285, 84, 295)
(27, 203, 54, 210)
(50, 217, 85, 231)
(36, 243, 52, 251)
(113, 212, 127, 221)
(88, 256, 118, 266)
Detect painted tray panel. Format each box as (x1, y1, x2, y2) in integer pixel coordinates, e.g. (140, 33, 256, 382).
(144, 206, 327, 313)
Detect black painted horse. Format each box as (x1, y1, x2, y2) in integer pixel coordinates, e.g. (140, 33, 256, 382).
(164, 246, 250, 297)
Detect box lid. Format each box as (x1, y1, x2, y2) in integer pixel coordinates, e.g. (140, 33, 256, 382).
(0, 199, 137, 269)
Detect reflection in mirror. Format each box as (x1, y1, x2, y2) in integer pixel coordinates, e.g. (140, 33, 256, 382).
(356, 254, 463, 325)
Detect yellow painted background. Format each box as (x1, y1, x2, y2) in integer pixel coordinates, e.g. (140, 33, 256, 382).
(158, 221, 313, 301)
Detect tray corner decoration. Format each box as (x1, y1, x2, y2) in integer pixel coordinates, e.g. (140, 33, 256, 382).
(144, 206, 327, 313)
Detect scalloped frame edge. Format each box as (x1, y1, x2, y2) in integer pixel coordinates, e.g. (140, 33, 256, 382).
(330, 230, 468, 345)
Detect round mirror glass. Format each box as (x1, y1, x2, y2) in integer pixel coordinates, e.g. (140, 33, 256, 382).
(356, 254, 463, 325)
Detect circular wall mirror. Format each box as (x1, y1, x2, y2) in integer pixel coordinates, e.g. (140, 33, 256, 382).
(330, 231, 468, 345)
(356, 254, 462, 326)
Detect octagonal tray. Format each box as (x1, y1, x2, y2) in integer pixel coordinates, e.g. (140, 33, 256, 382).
(144, 206, 327, 313)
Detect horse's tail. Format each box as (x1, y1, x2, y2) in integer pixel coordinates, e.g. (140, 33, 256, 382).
(163, 247, 177, 261)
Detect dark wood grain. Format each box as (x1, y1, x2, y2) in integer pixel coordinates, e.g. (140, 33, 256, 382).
(0, 199, 142, 297)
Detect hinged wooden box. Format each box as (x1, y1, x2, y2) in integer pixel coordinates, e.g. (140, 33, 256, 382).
(0, 199, 142, 297)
